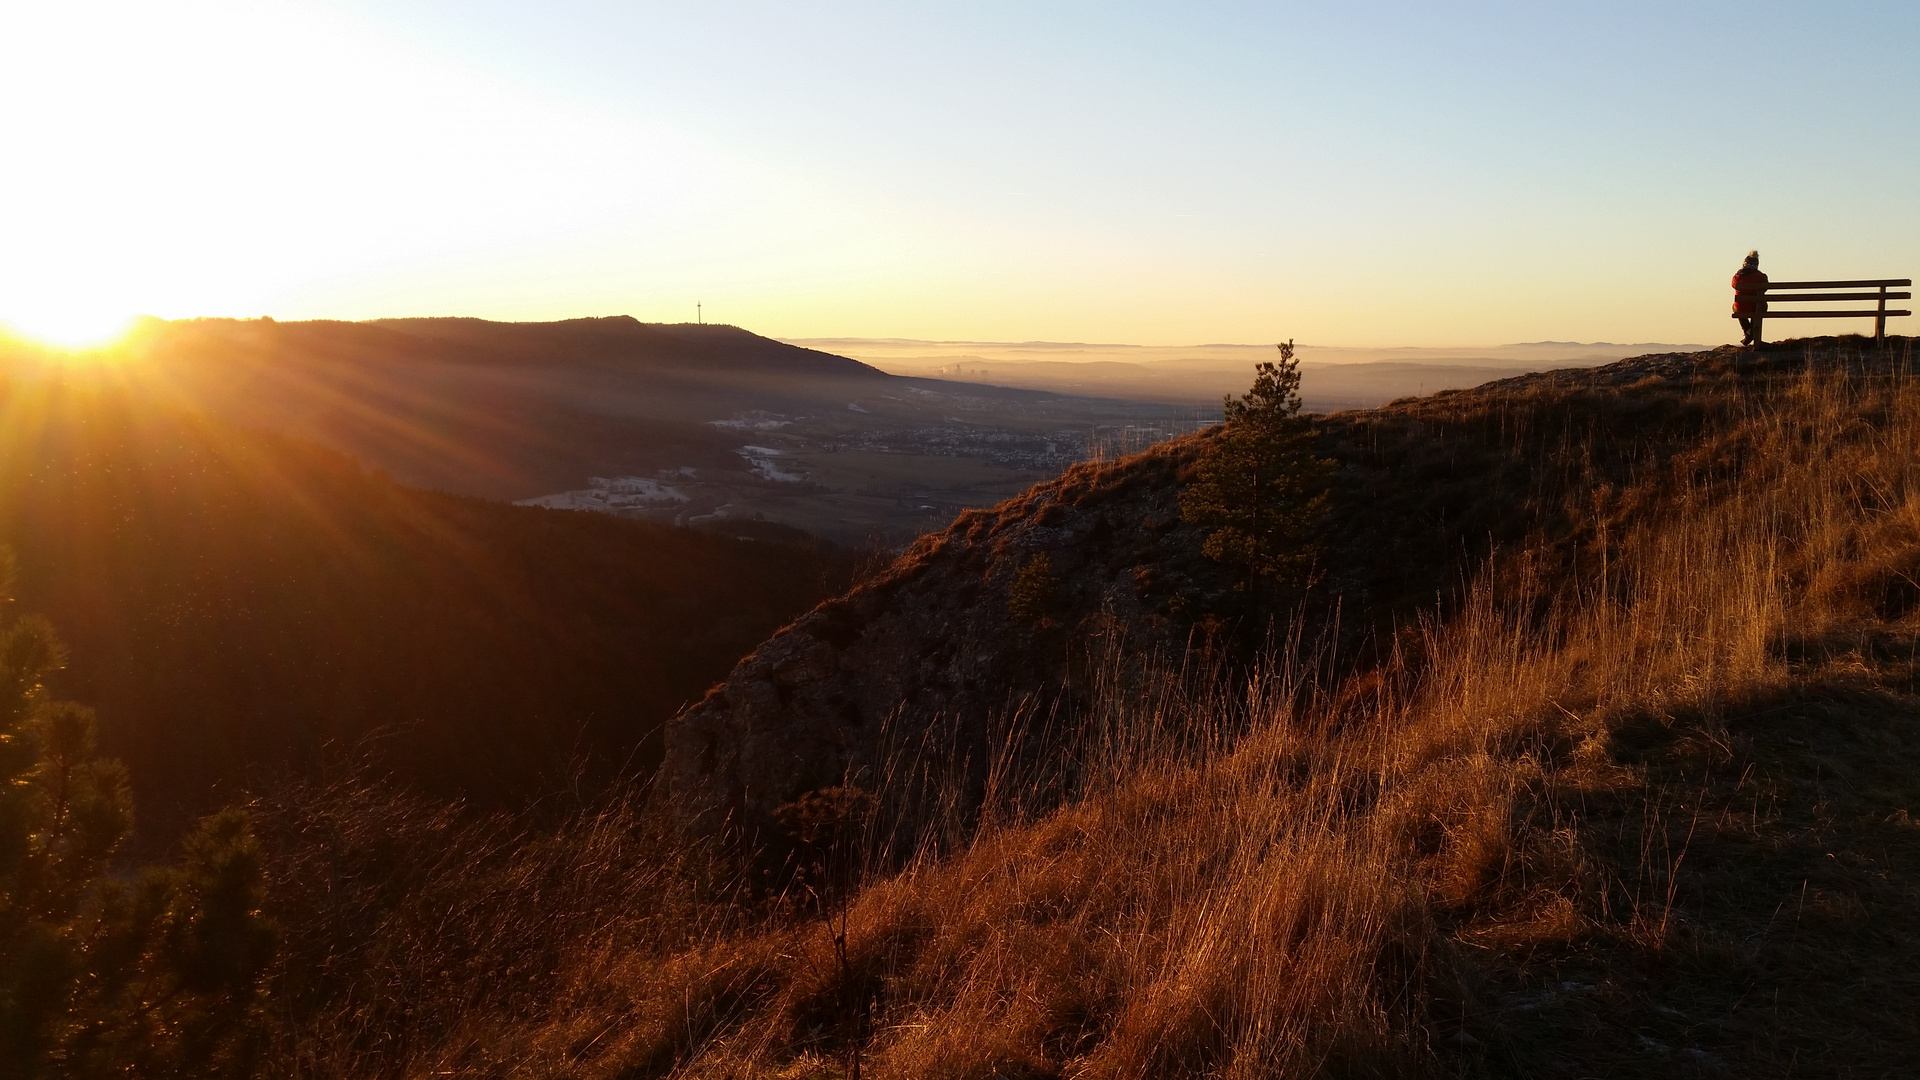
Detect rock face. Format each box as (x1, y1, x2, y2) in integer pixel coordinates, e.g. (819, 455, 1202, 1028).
(660, 437, 1240, 841)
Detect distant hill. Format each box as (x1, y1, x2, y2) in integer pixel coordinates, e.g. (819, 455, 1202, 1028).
(64, 316, 1190, 543)
(363, 317, 886, 379)
(114, 315, 889, 502)
(802, 336, 1711, 409)
(0, 371, 853, 843)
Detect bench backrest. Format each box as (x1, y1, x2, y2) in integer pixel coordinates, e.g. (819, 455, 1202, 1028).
(1737, 278, 1911, 341)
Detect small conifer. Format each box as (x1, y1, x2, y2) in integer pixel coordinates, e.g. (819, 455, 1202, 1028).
(1180, 342, 1332, 599)
(0, 549, 274, 1078)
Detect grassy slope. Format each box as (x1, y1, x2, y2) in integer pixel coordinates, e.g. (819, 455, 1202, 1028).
(0, 373, 853, 841)
(192, 339, 1920, 1075)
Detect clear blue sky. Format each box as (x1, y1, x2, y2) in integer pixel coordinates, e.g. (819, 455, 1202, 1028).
(2, 0, 1914, 346)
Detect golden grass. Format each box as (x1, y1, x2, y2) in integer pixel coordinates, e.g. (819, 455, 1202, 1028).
(257, 341, 1920, 1078)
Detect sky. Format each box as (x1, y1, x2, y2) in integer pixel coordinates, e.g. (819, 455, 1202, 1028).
(1, 0, 1915, 349)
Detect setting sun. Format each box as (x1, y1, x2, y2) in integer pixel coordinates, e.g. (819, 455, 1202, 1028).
(1, 309, 139, 353)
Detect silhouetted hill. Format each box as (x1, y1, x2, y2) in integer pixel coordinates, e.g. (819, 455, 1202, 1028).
(648, 322, 894, 378)
(85, 316, 1190, 542)
(117, 315, 882, 501)
(361, 316, 887, 379)
(0, 371, 854, 844)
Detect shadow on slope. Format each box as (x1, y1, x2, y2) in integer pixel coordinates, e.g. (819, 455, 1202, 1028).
(0, 372, 854, 844)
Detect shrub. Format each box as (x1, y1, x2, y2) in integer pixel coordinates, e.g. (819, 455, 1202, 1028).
(1008, 553, 1063, 625)
(0, 549, 274, 1078)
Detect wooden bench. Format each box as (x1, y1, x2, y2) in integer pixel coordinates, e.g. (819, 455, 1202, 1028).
(1737, 278, 1911, 343)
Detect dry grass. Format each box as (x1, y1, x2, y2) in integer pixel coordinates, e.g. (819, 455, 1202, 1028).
(256, 341, 1920, 1078)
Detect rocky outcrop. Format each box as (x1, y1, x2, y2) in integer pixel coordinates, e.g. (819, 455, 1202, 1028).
(659, 437, 1239, 841)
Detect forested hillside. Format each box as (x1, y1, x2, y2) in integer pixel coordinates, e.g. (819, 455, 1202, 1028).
(0, 372, 853, 842)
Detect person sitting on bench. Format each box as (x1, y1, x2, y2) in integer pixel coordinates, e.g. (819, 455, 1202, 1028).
(1733, 250, 1768, 346)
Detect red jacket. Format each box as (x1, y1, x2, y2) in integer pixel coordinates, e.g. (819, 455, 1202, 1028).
(1732, 266, 1769, 314)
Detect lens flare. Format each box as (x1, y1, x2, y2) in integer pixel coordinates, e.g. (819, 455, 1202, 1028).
(1, 309, 140, 352)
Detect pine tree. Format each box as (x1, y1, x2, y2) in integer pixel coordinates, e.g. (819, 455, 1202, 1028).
(1179, 341, 1332, 599)
(0, 549, 274, 1078)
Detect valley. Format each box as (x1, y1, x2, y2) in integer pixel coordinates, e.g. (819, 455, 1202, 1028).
(519, 390, 1200, 540)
